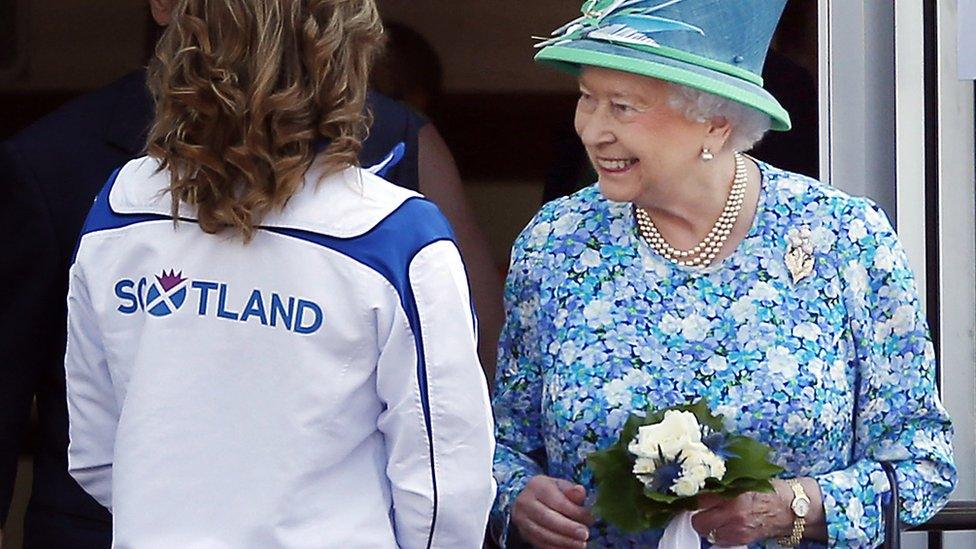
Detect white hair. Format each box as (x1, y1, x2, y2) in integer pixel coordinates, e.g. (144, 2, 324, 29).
(666, 83, 772, 152)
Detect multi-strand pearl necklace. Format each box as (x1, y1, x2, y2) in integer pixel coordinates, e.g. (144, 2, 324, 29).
(634, 153, 748, 268)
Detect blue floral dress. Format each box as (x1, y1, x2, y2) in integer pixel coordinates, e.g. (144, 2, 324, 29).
(491, 162, 956, 548)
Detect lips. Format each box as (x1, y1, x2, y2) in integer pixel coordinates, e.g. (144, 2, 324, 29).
(596, 157, 639, 174)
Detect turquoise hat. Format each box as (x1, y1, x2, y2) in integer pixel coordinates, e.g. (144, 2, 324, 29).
(535, 0, 792, 131)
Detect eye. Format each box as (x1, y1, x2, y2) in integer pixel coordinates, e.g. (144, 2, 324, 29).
(578, 91, 597, 110)
(612, 101, 635, 114)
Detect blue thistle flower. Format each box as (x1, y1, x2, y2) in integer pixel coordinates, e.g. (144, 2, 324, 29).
(647, 446, 685, 493)
(702, 430, 736, 460)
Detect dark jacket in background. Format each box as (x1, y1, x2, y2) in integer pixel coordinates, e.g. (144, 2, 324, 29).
(0, 69, 425, 548)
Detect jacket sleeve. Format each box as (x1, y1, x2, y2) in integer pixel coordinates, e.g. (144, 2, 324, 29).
(64, 260, 118, 511)
(815, 198, 956, 548)
(0, 142, 64, 523)
(375, 238, 496, 548)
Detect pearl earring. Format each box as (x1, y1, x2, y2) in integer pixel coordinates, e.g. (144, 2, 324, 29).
(700, 147, 714, 162)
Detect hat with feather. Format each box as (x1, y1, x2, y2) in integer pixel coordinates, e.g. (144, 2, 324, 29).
(535, 0, 792, 131)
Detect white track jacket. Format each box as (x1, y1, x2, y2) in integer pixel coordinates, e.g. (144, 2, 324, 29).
(64, 156, 496, 548)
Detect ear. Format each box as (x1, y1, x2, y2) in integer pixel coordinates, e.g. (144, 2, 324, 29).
(703, 115, 734, 153)
(149, 0, 175, 26)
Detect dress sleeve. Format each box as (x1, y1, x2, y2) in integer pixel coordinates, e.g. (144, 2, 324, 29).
(815, 198, 956, 548)
(490, 212, 554, 547)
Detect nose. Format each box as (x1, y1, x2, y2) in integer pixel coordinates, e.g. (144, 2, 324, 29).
(575, 105, 615, 148)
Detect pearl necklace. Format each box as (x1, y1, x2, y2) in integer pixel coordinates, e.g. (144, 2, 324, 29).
(634, 153, 748, 268)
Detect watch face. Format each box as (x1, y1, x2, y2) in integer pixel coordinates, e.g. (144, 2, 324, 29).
(793, 498, 811, 517)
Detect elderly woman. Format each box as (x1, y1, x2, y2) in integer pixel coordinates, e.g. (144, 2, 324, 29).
(490, 1, 956, 548)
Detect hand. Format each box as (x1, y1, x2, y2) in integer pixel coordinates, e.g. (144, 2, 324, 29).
(691, 488, 794, 546)
(512, 475, 595, 549)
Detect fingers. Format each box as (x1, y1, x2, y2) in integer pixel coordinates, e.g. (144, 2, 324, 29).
(696, 493, 725, 510)
(532, 491, 593, 535)
(693, 492, 770, 546)
(550, 479, 595, 525)
(513, 476, 592, 548)
(519, 519, 588, 549)
(692, 505, 730, 540)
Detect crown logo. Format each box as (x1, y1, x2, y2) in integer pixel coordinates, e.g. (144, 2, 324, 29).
(156, 269, 187, 292)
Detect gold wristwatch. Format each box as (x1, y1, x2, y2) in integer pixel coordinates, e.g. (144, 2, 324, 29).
(777, 479, 810, 547)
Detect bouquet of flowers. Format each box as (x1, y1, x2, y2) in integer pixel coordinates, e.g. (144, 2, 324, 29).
(588, 400, 783, 543)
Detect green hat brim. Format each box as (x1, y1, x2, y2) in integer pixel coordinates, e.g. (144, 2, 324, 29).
(536, 41, 792, 132)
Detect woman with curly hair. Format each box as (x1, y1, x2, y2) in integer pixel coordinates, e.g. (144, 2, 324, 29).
(63, 1, 495, 546)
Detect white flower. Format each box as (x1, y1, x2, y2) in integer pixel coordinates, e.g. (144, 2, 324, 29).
(806, 358, 826, 377)
(559, 340, 579, 364)
(870, 470, 891, 494)
(845, 261, 869, 299)
(846, 497, 864, 523)
(680, 314, 711, 342)
(583, 300, 613, 328)
(830, 359, 848, 384)
(890, 304, 916, 336)
(580, 248, 602, 268)
(874, 320, 892, 343)
(873, 245, 895, 272)
(684, 442, 726, 479)
(671, 443, 725, 497)
(552, 212, 582, 234)
(633, 457, 657, 475)
(766, 346, 799, 378)
(811, 226, 837, 253)
(603, 378, 631, 408)
(528, 221, 552, 246)
(672, 473, 705, 497)
(749, 281, 779, 302)
(714, 404, 738, 428)
(848, 219, 868, 241)
(792, 322, 821, 340)
(784, 414, 812, 436)
(660, 313, 683, 336)
(629, 410, 702, 461)
(706, 355, 729, 373)
(730, 298, 754, 324)
(643, 253, 670, 278)
(864, 205, 888, 229)
(622, 369, 653, 390)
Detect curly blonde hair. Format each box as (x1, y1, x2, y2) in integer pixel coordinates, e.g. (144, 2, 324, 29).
(147, 0, 384, 242)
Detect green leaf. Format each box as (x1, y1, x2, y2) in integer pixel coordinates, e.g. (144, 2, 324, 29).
(588, 443, 648, 532)
(723, 436, 785, 484)
(643, 487, 680, 504)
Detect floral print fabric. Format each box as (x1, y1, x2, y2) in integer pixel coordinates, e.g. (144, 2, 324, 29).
(491, 162, 956, 548)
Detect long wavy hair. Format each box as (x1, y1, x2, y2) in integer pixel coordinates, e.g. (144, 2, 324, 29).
(147, 0, 384, 242)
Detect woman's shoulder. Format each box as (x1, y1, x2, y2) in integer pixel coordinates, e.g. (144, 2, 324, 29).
(759, 161, 893, 235)
(536, 183, 607, 221)
(514, 184, 622, 254)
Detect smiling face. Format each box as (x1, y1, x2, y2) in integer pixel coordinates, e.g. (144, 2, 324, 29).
(575, 66, 713, 205)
